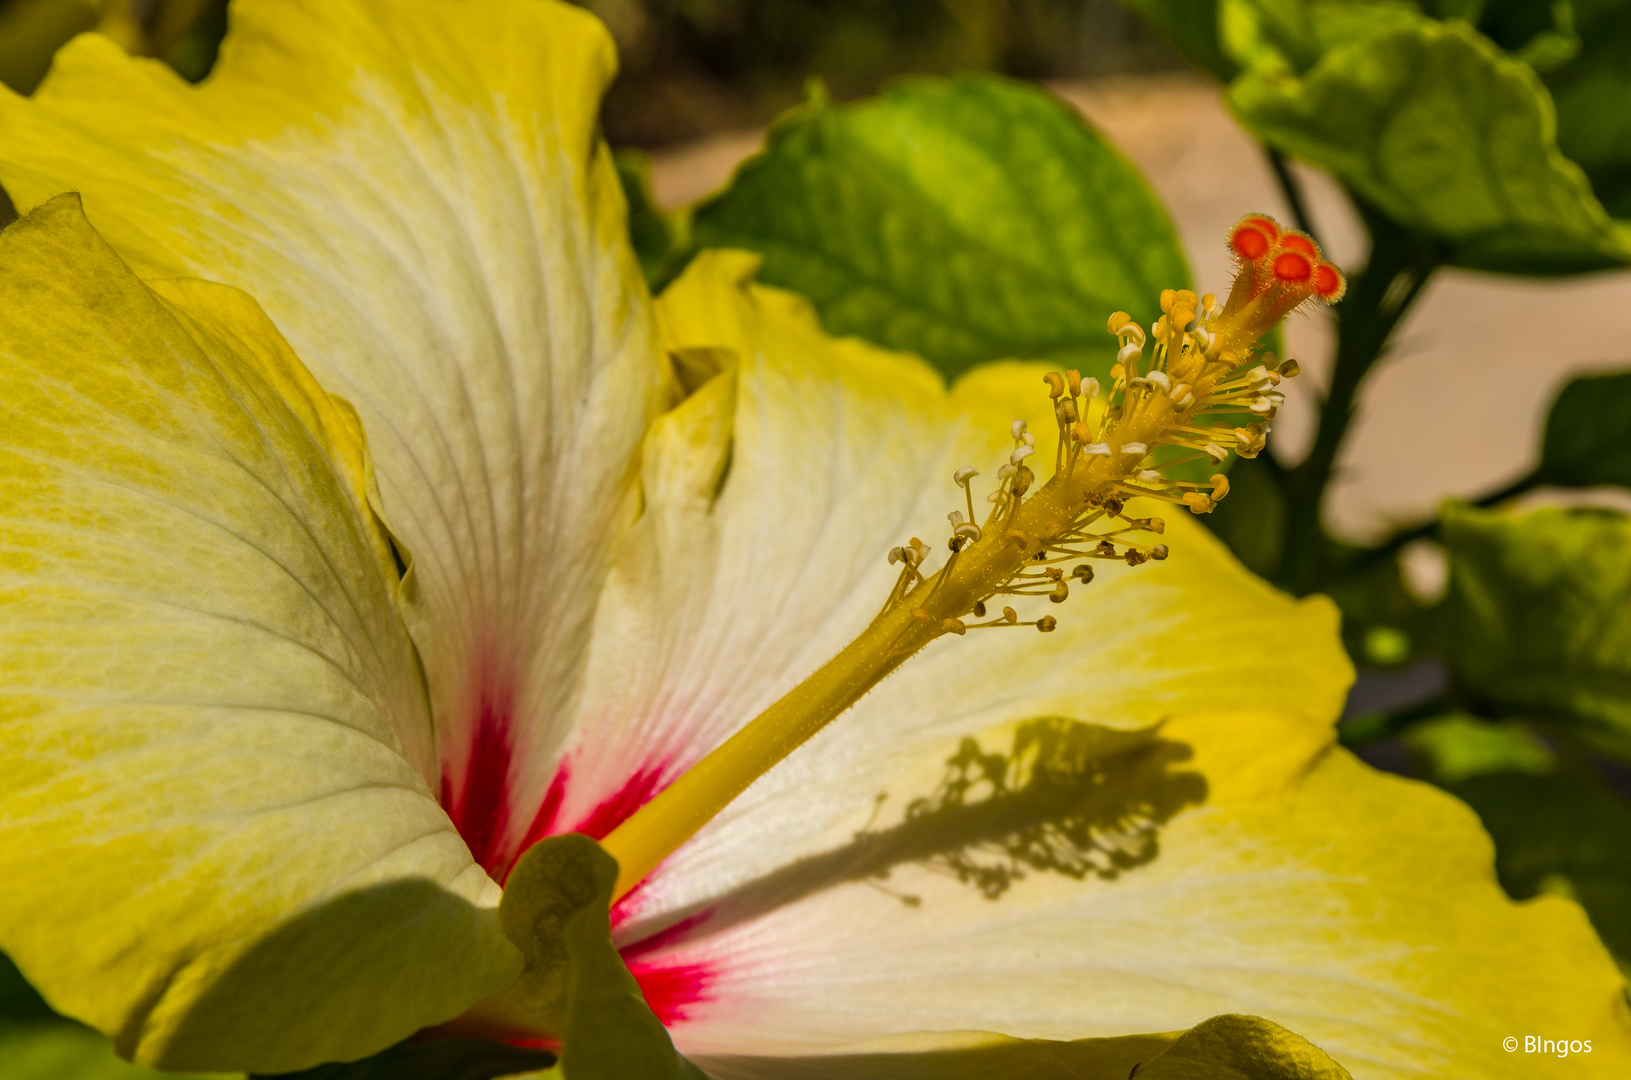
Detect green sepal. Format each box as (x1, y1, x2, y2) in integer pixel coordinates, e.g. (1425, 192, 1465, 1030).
(1537, 369, 1631, 488)
(1228, 12, 1631, 272)
(690, 74, 1190, 382)
(500, 835, 705, 1080)
(1440, 503, 1631, 760)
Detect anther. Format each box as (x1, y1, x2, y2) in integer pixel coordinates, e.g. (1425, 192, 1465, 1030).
(1036, 616, 1057, 633)
(1084, 442, 1111, 456)
(1279, 359, 1301, 378)
(1146, 371, 1172, 393)
(1011, 419, 1028, 440)
(1042, 566, 1063, 581)
(942, 618, 967, 636)
(1082, 376, 1101, 398)
(1043, 372, 1066, 398)
(1138, 469, 1162, 483)
(1121, 442, 1148, 456)
(954, 522, 982, 543)
(1049, 582, 1069, 604)
(953, 465, 979, 487)
(1005, 529, 1030, 548)
(1011, 466, 1034, 497)
(973, 600, 987, 618)
(1072, 564, 1095, 583)
(1184, 492, 1215, 514)
(1002, 606, 1018, 624)
(1204, 442, 1228, 463)
(1117, 342, 1142, 366)
(1152, 544, 1170, 560)
(1146, 517, 1165, 534)
(1210, 474, 1230, 501)
(1010, 445, 1036, 465)
(912, 608, 933, 622)
(1066, 369, 1082, 396)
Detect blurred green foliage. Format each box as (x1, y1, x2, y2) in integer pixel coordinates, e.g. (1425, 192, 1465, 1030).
(0, 0, 226, 93)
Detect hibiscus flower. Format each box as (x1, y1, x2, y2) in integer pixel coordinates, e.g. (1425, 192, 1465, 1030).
(1, 2, 1626, 1078)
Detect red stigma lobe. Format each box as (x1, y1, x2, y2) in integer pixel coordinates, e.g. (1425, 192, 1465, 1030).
(1276, 232, 1319, 258)
(1313, 262, 1346, 300)
(1230, 223, 1273, 260)
(1273, 250, 1314, 283)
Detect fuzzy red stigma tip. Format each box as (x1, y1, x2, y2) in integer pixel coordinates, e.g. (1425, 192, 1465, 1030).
(1276, 232, 1319, 258)
(1231, 224, 1273, 260)
(1312, 261, 1345, 300)
(1272, 250, 1313, 283)
(1241, 214, 1280, 240)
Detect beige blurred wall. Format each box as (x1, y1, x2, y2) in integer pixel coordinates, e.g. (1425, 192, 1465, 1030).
(648, 73, 1631, 543)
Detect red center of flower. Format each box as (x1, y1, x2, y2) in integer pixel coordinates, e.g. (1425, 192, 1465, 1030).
(437, 678, 714, 1028)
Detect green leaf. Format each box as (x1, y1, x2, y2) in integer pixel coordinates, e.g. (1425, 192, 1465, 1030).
(613, 149, 692, 293)
(1537, 368, 1631, 487)
(0, 1021, 234, 1080)
(1228, 14, 1631, 271)
(695, 1014, 1351, 1078)
(1219, 0, 1422, 76)
(1545, 0, 1631, 212)
(1408, 715, 1631, 970)
(1441, 503, 1631, 759)
(1116, 0, 1242, 80)
(690, 75, 1190, 381)
(499, 835, 704, 1080)
(251, 1040, 554, 1080)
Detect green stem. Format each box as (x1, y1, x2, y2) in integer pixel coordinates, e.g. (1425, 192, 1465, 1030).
(1266, 147, 1321, 249)
(1278, 207, 1445, 596)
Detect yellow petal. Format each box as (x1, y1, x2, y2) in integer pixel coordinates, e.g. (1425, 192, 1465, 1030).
(572, 250, 1344, 914)
(0, 0, 669, 876)
(577, 252, 1629, 1075)
(0, 197, 519, 1073)
(634, 713, 1630, 1076)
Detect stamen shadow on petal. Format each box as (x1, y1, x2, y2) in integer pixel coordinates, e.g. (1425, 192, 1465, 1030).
(620, 719, 1205, 955)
